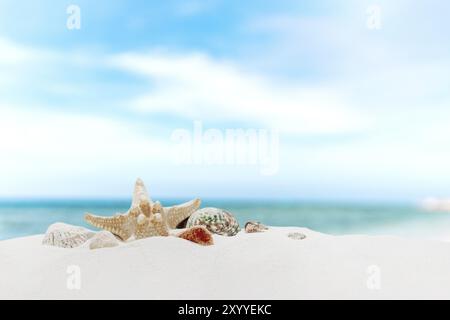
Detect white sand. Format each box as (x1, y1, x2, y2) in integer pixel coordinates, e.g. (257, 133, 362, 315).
(1, 226, 450, 299)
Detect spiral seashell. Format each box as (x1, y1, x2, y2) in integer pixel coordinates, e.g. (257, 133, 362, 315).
(186, 208, 240, 236)
(244, 221, 268, 233)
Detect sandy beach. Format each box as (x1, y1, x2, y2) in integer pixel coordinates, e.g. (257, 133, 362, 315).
(1, 226, 450, 299)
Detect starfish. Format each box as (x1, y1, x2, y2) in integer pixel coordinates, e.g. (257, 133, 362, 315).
(85, 178, 201, 241)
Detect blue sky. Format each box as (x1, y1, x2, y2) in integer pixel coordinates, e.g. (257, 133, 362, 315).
(1, 0, 450, 201)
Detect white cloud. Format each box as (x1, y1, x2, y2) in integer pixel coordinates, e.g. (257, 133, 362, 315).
(0, 37, 102, 92)
(0, 38, 54, 65)
(0, 36, 369, 136)
(0, 38, 46, 86)
(0, 106, 162, 155)
(3, 26, 450, 199)
(0, 38, 35, 64)
(110, 51, 368, 134)
(0, 105, 172, 196)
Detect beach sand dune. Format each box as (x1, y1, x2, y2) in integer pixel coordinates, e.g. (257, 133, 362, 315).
(1, 227, 450, 299)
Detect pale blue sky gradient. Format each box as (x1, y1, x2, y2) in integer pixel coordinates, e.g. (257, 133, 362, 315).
(1, 0, 450, 201)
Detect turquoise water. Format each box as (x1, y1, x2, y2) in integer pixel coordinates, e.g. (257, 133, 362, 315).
(1, 199, 450, 241)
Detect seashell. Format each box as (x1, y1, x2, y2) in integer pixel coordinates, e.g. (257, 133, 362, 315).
(177, 226, 214, 246)
(287, 232, 306, 240)
(186, 208, 240, 236)
(89, 231, 120, 250)
(245, 221, 268, 233)
(42, 223, 95, 248)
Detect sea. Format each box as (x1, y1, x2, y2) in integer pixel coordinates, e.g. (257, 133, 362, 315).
(1, 199, 450, 241)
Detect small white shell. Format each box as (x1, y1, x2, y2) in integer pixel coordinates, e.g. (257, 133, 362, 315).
(89, 231, 119, 250)
(287, 232, 306, 240)
(42, 223, 95, 248)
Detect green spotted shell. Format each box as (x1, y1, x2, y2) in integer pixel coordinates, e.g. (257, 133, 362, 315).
(186, 208, 240, 236)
